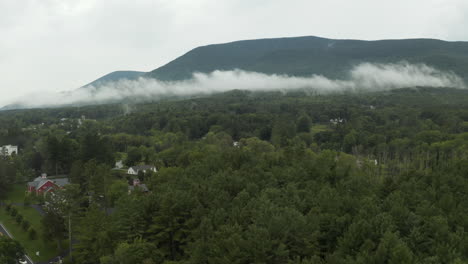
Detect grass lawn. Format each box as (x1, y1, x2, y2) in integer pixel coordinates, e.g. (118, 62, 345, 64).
(0, 183, 64, 262)
(4, 183, 29, 203)
(0, 207, 61, 262)
(17, 206, 42, 232)
(311, 124, 331, 135)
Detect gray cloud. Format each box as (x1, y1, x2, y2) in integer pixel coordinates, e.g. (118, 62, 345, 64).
(7, 62, 465, 109)
(1, 0, 468, 106)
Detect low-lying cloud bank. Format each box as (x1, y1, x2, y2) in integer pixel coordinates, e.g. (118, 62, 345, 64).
(5, 62, 466, 109)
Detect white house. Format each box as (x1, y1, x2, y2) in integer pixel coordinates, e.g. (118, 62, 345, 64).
(127, 165, 157, 175)
(329, 118, 345, 125)
(1, 145, 18, 156)
(114, 160, 124, 169)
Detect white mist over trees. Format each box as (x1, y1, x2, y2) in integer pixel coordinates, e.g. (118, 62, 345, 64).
(6, 62, 466, 109)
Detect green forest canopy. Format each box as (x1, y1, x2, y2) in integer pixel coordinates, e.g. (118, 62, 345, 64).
(1, 87, 468, 263)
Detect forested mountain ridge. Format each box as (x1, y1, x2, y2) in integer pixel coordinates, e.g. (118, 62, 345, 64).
(146, 36, 468, 81)
(80, 37, 468, 90)
(4, 36, 467, 112)
(82, 70, 145, 88)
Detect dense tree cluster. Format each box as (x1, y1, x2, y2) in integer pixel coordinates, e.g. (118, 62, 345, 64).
(2, 87, 468, 263)
(0, 236, 24, 264)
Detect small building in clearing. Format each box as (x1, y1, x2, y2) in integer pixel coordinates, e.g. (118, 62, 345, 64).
(114, 160, 124, 169)
(1, 145, 18, 156)
(127, 165, 157, 175)
(128, 178, 149, 194)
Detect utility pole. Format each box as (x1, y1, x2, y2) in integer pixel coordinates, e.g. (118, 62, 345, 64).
(69, 213, 72, 263)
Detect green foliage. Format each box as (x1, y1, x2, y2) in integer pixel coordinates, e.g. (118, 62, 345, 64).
(271, 118, 296, 146)
(28, 228, 37, 240)
(146, 36, 468, 82)
(42, 206, 67, 250)
(108, 180, 129, 207)
(21, 220, 29, 230)
(23, 196, 30, 206)
(0, 159, 17, 199)
(113, 238, 159, 264)
(297, 114, 312, 133)
(79, 130, 113, 165)
(125, 146, 143, 167)
(9, 207, 17, 217)
(0, 236, 24, 264)
(74, 206, 113, 264)
(4, 87, 468, 263)
(70, 160, 84, 186)
(84, 160, 111, 205)
(15, 213, 23, 224)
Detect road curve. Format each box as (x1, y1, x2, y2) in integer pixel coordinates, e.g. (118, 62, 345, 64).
(0, 222, 34, 264)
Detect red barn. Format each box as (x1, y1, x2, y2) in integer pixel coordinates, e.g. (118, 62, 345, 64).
(27, 174, 69, 195)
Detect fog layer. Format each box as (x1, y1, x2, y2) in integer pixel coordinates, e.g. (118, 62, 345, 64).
(6, 62, 466, 109)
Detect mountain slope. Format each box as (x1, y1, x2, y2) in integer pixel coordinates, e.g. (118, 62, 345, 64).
(145, 36, 468, 81)
(83, 71, 145, 87)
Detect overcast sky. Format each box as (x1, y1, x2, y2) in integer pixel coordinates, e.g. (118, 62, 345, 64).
(1, 0, 468, 106)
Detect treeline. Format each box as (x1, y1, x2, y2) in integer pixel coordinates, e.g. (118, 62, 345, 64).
(73, 136, 468, 263)
(2, 87, 468, 263)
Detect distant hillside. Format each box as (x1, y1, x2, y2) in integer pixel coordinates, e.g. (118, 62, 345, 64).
(146, 36, 468, 81)
(5, 36, 468, 111)
(83, 71, 145, 87)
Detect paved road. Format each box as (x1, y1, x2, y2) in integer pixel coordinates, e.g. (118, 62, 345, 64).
(0, 222, 34, 264)
(30, 204, 46, 216)
(8, 203, 46, 216)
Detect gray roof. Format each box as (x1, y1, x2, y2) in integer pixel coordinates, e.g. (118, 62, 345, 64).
(128, 184, 149, 192)
(54, 178, 69, 187)
(27, 182, 37, 187)
(27, 176, 69, 189)
(28, 177, 47, 188)
(130, 165, 156, 172)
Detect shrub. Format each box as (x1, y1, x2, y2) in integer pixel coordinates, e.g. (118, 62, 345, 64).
(37, 195, 45, 205)
(15, 214, 23, 224)
(100, 255, 114, 264)
(22, 220, 30, 231)
(24, 197, 30, 206)
(5, 203, 11, 212)
(28, 228, 37, 240)
(10, 207, 17, 216)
